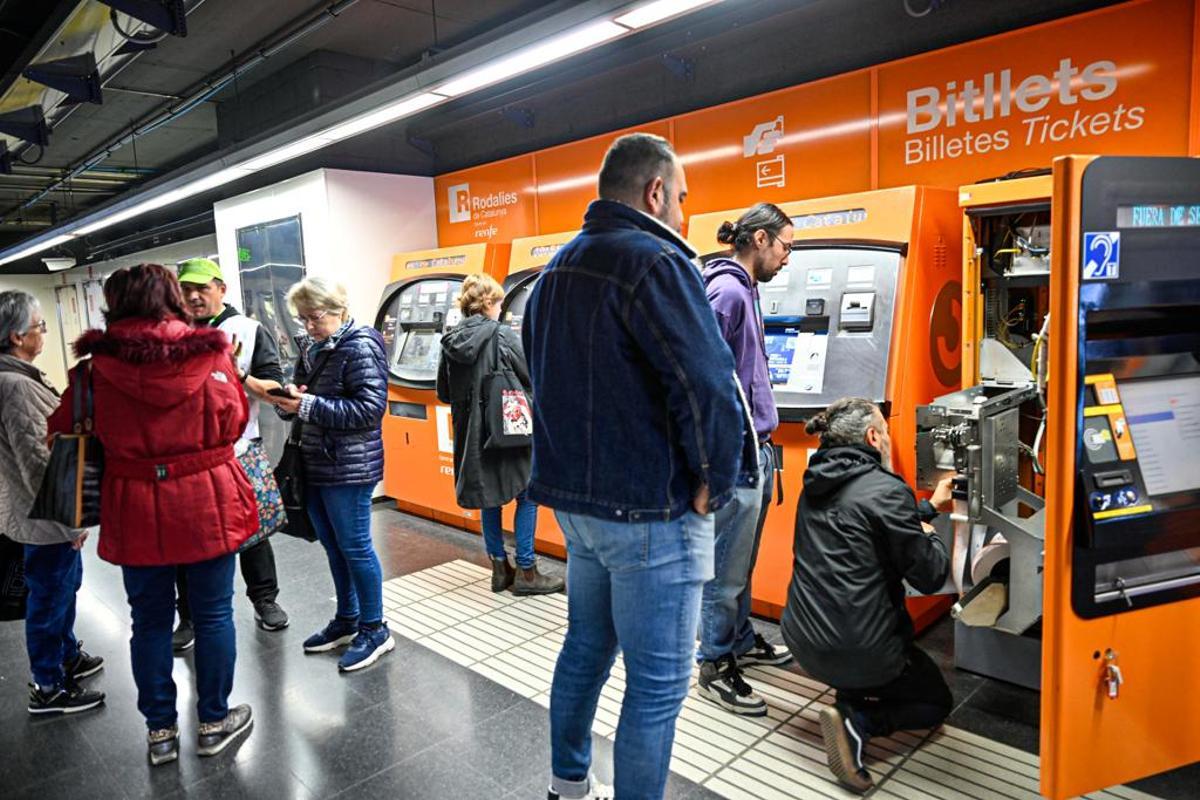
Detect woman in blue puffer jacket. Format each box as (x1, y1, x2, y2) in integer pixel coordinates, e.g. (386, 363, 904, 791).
(267, 277, 392, 673)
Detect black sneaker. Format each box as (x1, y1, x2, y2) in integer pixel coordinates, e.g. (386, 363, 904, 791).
(739, 633, 793, 668)
(818, 704, 873, 794)
(28, 680, 105, 716)
(64, 642, 104, 681)
(172, 620, 195, 654)
(697, 654, 768, 716)
(148, 725, 180, 766)
(254, 600, 289, 631)
(546, 774, 614, 799)
(197, 704, 253, 757)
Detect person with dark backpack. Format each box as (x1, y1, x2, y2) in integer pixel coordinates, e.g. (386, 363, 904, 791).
(437, 274, 563, 596)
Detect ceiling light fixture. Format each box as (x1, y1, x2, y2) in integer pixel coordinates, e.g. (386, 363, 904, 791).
(0, 233, 76, 267)
(319, 92, 446, 143)
(434, 20, 627, 97)
(615, 0, 723, 29)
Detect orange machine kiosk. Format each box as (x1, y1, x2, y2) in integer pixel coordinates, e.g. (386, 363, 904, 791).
(1036, 155, 1200, 798)
(687, 186, 962, 625)
(498, 231, 577, 557)
(375, 244, 509, 528)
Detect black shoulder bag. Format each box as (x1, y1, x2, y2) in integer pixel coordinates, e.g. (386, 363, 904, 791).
(481, 323, 533, 450)
(30, 361, 104, 528)
(274, 350, 334, 542)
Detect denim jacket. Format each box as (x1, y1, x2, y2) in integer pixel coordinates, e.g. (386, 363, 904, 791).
(522, 199, 754, 522)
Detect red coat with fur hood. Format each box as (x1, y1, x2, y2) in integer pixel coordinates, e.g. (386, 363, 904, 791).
(48, 317, 259, 566)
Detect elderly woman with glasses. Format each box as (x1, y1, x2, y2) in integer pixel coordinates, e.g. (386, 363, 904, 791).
(266, 277, 391, 673)
(0, 291, 106, 716)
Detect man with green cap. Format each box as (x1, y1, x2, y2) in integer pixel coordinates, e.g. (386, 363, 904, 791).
(175, 258, 289, 647)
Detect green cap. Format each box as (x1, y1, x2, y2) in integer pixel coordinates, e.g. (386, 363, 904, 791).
(177, 257, 224, 285)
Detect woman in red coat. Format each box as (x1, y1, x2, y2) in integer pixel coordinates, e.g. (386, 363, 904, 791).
(49, 264, 259, 766)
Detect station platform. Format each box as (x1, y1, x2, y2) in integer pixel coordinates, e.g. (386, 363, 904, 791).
(2, 506, 1195, 800)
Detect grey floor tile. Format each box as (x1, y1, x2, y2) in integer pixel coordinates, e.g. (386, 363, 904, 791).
(336, 745, 507, 799)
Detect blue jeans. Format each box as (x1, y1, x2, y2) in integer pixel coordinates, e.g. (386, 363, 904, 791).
(549, 509, 714, 799)
(481, 492, 538, 569)
(307, 483, 383, 625)
(23, 542, 82, 689)
(123, 553, 236, 728)
(699, 442, 774, 661)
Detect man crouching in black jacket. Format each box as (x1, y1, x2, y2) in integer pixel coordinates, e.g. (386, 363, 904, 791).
(781, 397, 954, 794)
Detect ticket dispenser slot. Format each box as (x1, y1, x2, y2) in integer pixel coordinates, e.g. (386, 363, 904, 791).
(839, 292, 875, 331)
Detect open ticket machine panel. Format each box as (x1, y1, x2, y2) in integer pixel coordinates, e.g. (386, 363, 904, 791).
(499, 232, 577, 557)
(1041, 156, 1200, 799)
(687, 186, 962, 623)
(375, 244, 509, 526)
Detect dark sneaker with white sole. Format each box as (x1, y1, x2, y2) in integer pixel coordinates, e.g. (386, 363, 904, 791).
(697, 653, 768, 716)
(338, 623, 394, 672)
(197, 704, 253, 757)
(148, 725, 180, 766)
(819, 704, 873, 794)
(254, 600, 289, 631)
(172, 620, 195, 653)
(28, 680, 105, 716)
(64, 642, 104, 680)
(738, 633, 793, 668)
(303, 617, 359, 653)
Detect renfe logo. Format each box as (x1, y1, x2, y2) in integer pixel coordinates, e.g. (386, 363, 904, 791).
(448, 183, 472, 223)
(902, 57, 1144, 165)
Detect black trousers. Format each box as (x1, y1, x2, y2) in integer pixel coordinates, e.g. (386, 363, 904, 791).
(835, 645, 953, 738)
(176, 538, 278, 621)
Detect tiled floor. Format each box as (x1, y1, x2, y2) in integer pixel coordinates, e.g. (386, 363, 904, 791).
(0, 505, 1196, 799)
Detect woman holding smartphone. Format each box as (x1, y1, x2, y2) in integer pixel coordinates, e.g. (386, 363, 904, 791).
(267, 277, 392, 673)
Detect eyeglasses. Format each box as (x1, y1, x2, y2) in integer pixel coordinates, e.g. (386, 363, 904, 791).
(769, 232, 794, 252)
(23, 320, 48, 335)
(294, 309, 332, 326)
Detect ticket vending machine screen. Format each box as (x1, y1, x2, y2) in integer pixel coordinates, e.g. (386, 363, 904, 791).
(1118, 374, 1200, 497)
(377, 277, 463, 386)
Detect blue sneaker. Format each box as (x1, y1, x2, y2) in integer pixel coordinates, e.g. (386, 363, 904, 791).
(303, 617, 359, 653)
(338, 623, 395, 672)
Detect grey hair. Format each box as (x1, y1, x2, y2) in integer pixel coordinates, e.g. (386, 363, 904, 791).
(598, 133, 677, 205)
(0, 290, 39, 354)
(805, 397, 882, 447)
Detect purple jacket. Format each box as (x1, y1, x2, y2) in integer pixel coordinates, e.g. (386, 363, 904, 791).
(703, 258, 779, 442)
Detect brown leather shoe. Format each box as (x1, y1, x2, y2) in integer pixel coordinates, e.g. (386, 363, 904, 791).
(819, 705, 874, 794)
(491, 556, 515, 593)
(513, 562, 565, 595)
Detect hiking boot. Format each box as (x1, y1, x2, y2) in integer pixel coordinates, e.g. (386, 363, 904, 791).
(739, 633, 793, 668)
(64, 642, 104, 680)
(254, 600, 290, 631)
(303, 617, 359, 653)
(172, 620, 195, 654)
(513, 562, 565, 596)
(547, 773, 614, 799)
(819, 704, 873, 794)
(338, 622, 395, 672)
(491, 555, 516, 592)
(697, 654, 768, 716)
(148, 725, 180, 766)
(197, 704, 253, 757)
(28, 680, 105, 716)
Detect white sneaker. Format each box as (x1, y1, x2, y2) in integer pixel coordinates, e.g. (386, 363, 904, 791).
(547, 774, 614, 799)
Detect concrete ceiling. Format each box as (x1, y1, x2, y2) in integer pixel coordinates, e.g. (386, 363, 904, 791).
(0, 0, 1124, 271)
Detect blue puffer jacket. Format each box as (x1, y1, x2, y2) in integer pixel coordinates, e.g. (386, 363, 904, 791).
(293, 323, 387, 486)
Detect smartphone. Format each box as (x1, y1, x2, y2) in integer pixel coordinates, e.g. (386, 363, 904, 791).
(267, 387, 293, 399)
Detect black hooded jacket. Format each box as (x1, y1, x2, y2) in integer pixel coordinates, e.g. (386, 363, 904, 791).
(780, 444, 949, 689)
(436, 314, 532, 509)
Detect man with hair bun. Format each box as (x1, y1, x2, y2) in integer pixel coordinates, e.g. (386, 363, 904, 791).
(781, 397, 954, 794)
(697, 202, 794, 718)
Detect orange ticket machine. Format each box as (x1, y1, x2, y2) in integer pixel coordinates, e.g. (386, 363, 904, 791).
(1038, 156, 1200, 799)
(687, 186, 962, 625)
(499, 232, 577, 557)
(375, 244, 509, 527)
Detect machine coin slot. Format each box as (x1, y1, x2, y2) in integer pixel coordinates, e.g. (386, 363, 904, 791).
(838, 292, 875, 331)
(1093, 469, 1133, 489)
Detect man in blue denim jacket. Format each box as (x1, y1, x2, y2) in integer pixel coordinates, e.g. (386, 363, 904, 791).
(524, 133, 750, 800)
